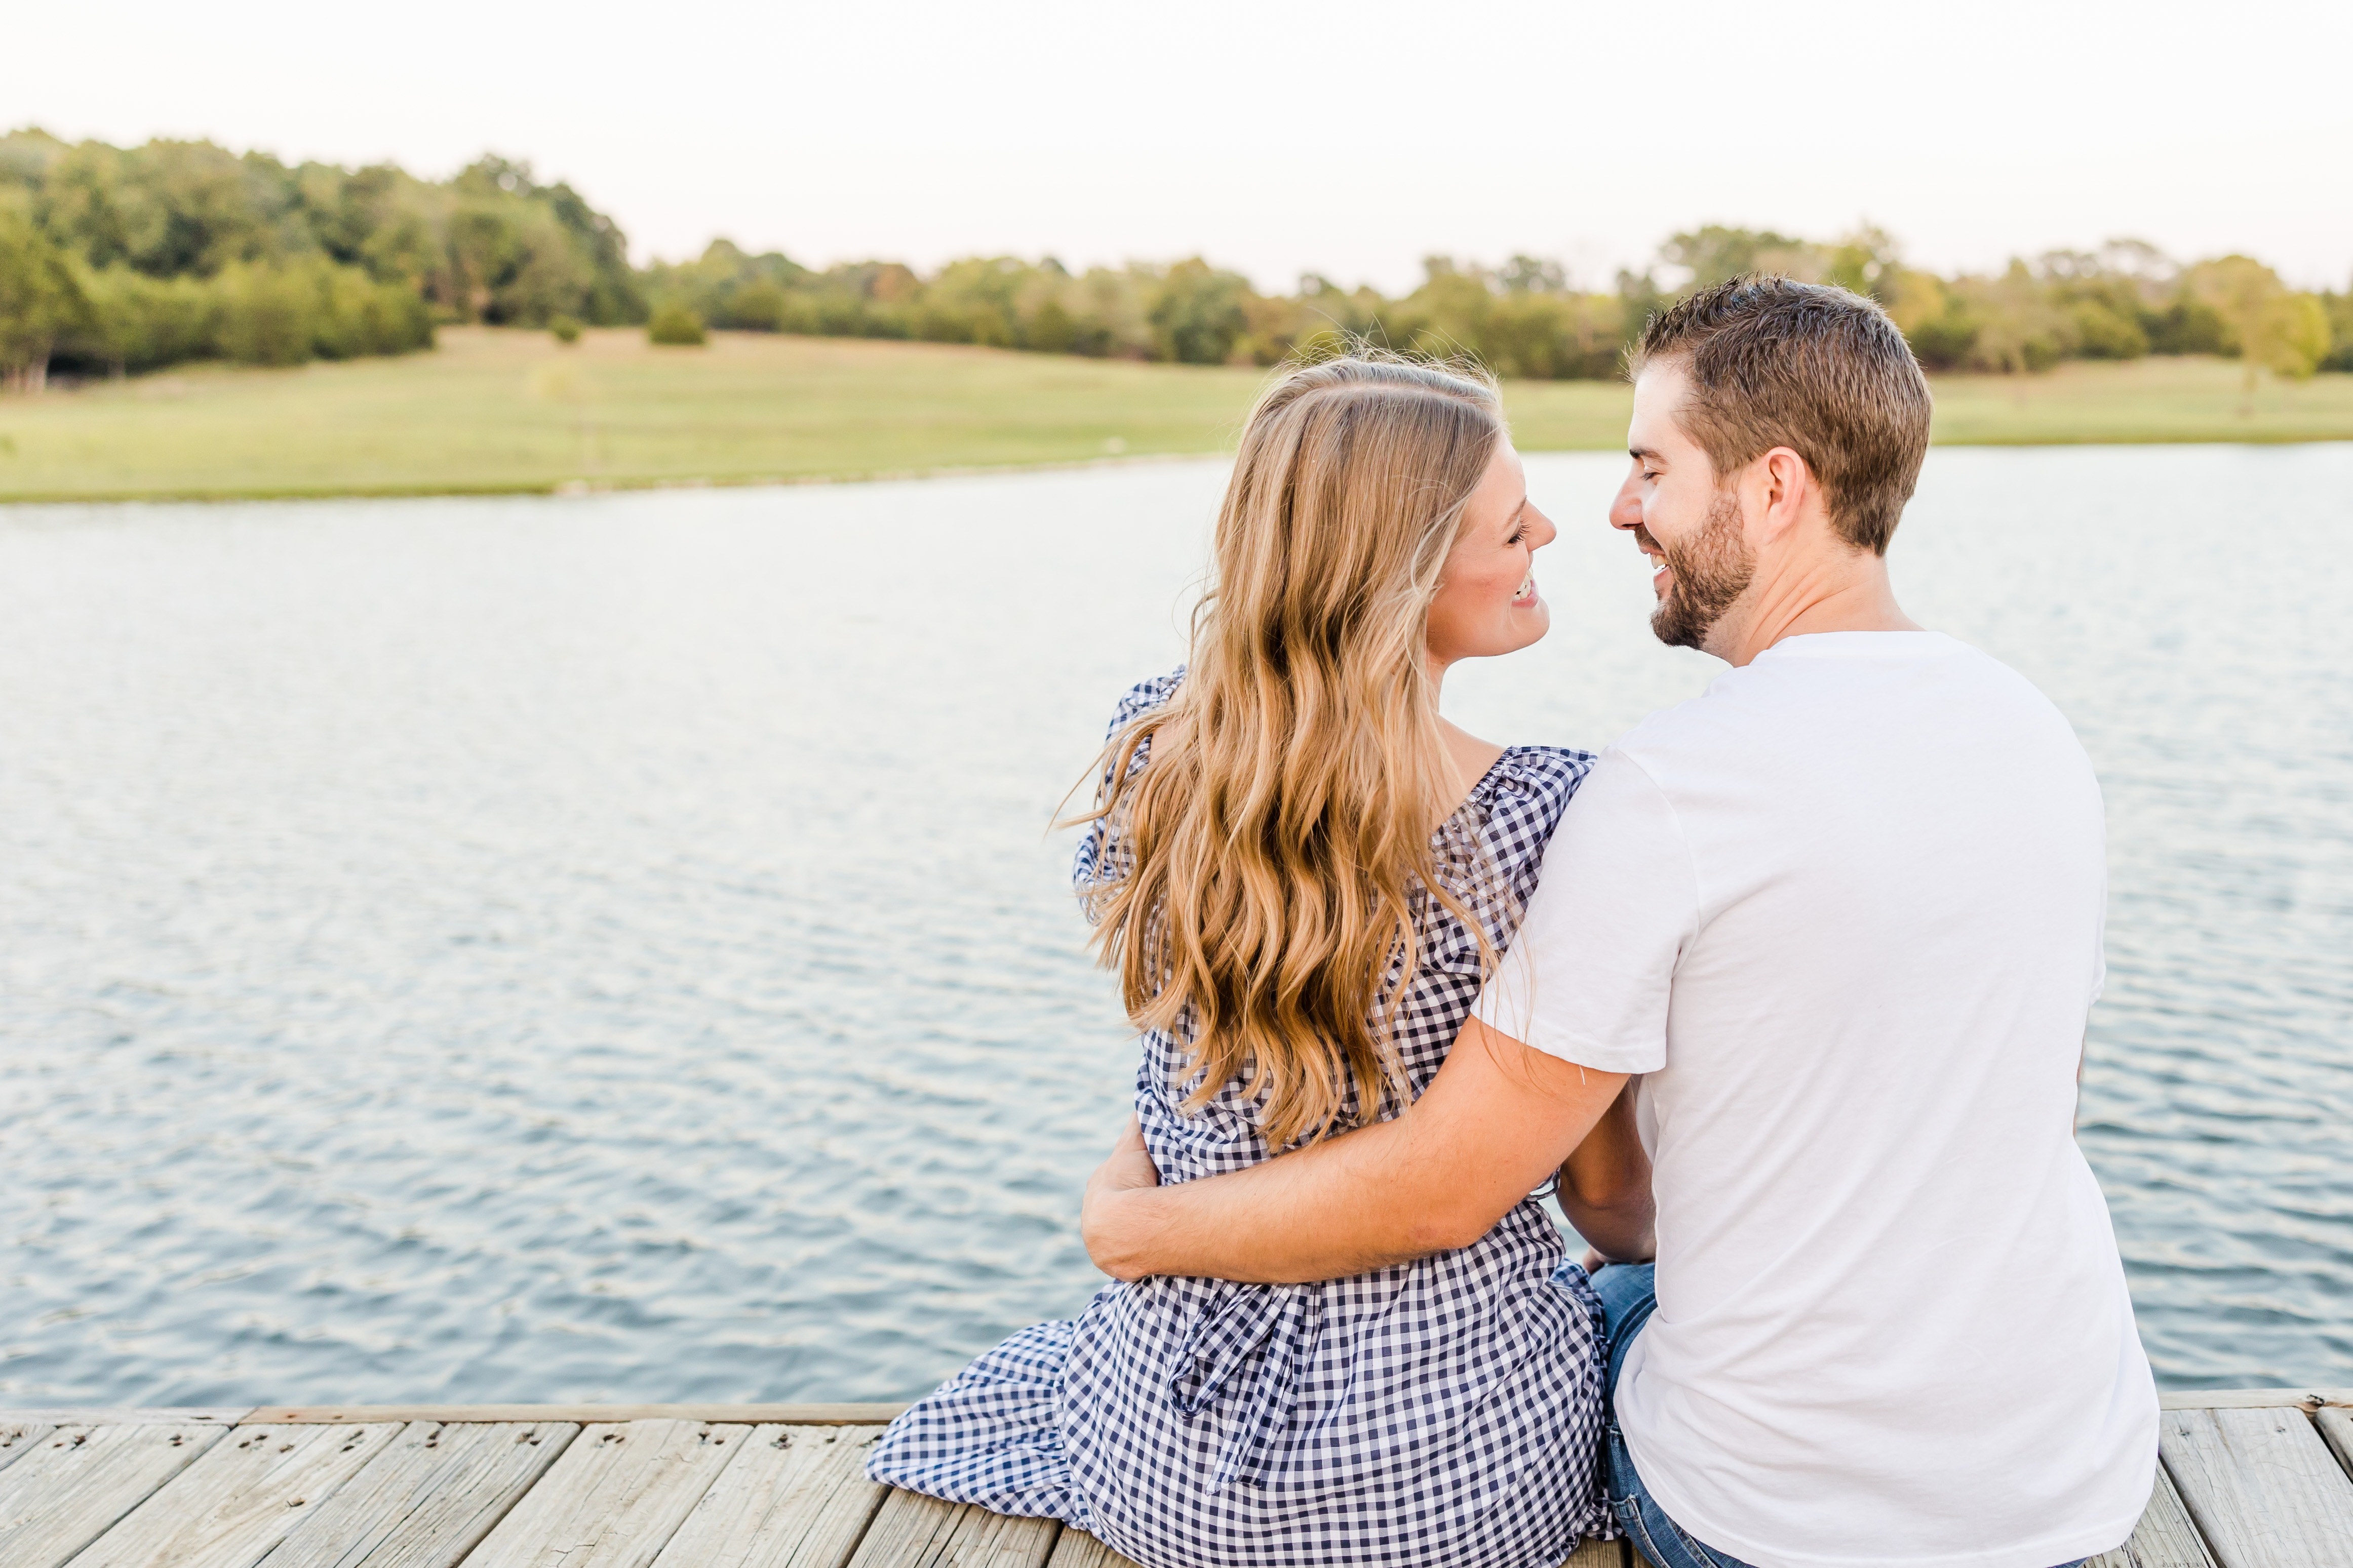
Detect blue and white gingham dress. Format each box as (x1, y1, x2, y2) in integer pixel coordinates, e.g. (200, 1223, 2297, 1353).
(869, 671, 1613, 1568)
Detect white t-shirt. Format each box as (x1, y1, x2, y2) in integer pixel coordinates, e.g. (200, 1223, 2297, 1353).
(1475, 631, 2156, 1568)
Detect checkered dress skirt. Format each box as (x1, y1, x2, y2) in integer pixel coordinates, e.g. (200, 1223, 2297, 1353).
(868, 672, 1613, 1568)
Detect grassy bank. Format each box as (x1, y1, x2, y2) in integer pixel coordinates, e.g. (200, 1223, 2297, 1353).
(3, 329, 2348, 503)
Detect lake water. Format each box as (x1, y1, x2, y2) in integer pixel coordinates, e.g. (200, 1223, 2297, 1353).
(3, 445, 2348, 1407)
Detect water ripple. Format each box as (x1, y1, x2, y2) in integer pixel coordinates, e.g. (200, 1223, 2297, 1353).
(2, 446, 2348, 1402)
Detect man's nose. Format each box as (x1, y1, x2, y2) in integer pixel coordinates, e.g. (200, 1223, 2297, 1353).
(1608, 476, 1642, 532)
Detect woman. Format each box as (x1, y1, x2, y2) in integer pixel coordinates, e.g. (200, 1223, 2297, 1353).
(867, 354, 1650, 1568)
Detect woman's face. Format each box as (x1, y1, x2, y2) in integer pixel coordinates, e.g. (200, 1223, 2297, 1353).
(1426, 440, 1557, 671)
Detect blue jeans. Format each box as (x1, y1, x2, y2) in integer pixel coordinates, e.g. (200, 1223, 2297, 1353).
(1587, 1264, 2084, 1568)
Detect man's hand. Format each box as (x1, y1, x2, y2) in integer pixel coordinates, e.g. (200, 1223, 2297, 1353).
(1081, 1115, 1161, 1281)
(1078, 1018, 1627, 1285)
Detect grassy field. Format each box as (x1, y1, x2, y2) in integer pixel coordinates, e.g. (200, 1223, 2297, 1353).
(3, 328, 2349, 502)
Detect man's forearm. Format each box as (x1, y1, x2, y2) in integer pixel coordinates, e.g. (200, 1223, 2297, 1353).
(1082, 1019, 1629, 1285)
(1085, 1116, 1467, 1284)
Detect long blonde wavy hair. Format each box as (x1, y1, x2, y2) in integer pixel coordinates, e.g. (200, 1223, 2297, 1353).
(1077, 353, 1508, 1149)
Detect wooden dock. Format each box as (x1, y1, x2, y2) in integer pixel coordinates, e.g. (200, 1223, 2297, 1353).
(0, 1389, 2345, 1568)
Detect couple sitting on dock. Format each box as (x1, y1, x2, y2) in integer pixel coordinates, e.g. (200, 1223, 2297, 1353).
(870, 280, 2161, 1568)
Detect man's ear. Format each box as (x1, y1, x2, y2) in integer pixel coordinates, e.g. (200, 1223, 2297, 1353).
(1753, 447, 1814, 543)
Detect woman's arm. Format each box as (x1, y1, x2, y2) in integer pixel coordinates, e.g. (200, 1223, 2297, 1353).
(1555, 1077, 1655, 1265)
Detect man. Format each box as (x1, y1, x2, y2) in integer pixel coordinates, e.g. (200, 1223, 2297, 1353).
(1080, 278, 2158, 1568)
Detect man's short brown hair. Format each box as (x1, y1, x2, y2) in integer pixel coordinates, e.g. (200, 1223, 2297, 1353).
(1632, 277, 1932, 555)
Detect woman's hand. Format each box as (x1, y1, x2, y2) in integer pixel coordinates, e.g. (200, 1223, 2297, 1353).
(1081, 1115, 1162, 1281)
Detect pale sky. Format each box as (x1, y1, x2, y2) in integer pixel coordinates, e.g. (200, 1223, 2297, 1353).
(13, 0, 2350, 293)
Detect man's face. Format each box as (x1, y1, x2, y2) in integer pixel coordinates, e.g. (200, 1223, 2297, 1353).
(1610, 362, 1755, 653)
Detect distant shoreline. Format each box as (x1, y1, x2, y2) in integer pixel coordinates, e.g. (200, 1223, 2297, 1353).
(3, 329, 2348, 505)
(0, 449, 1228, 508)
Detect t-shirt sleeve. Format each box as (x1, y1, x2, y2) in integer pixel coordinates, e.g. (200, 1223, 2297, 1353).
(1471, 749, 1696, 1073)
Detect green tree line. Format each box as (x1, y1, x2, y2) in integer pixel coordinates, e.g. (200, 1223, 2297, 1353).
(2, 129, 639, 387)
(5, 128, 2350, 392)
(645, 225, 2351, 386)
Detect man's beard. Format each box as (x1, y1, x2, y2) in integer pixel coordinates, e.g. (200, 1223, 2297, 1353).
(1647, 491, 1754, 650)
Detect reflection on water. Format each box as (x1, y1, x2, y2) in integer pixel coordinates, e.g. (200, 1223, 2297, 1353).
(2, 445, 2347, 1404)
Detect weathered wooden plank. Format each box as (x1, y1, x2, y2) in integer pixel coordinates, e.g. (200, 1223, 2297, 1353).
(2156, 1391, 2352, 1412)
(243, 1404, 906, 1427)
(2160, 1406, 2353, 1567)
(651, 1423, 885, 1568)
(764, 1431, 891, 1568)
(841, 1489, 959, 1568)
(1042, 1527, 1140, 1568)
(0, 1423, 227, 1568)
(461, 1419, 746, 1568)
(0, 1409, 250, 1427)
(2086, 1464, 2217, 1568)
(1561, 1538, 1629, 1567)
(2315, 1407, 2353, 1480)
(252, 1420, 577, 1568)
(63, 1422, 403, 1568)
(842, 1490, 1059, 1568)
(937, 1508, 1060, 1568)
(0, 1423, 59, 1475)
